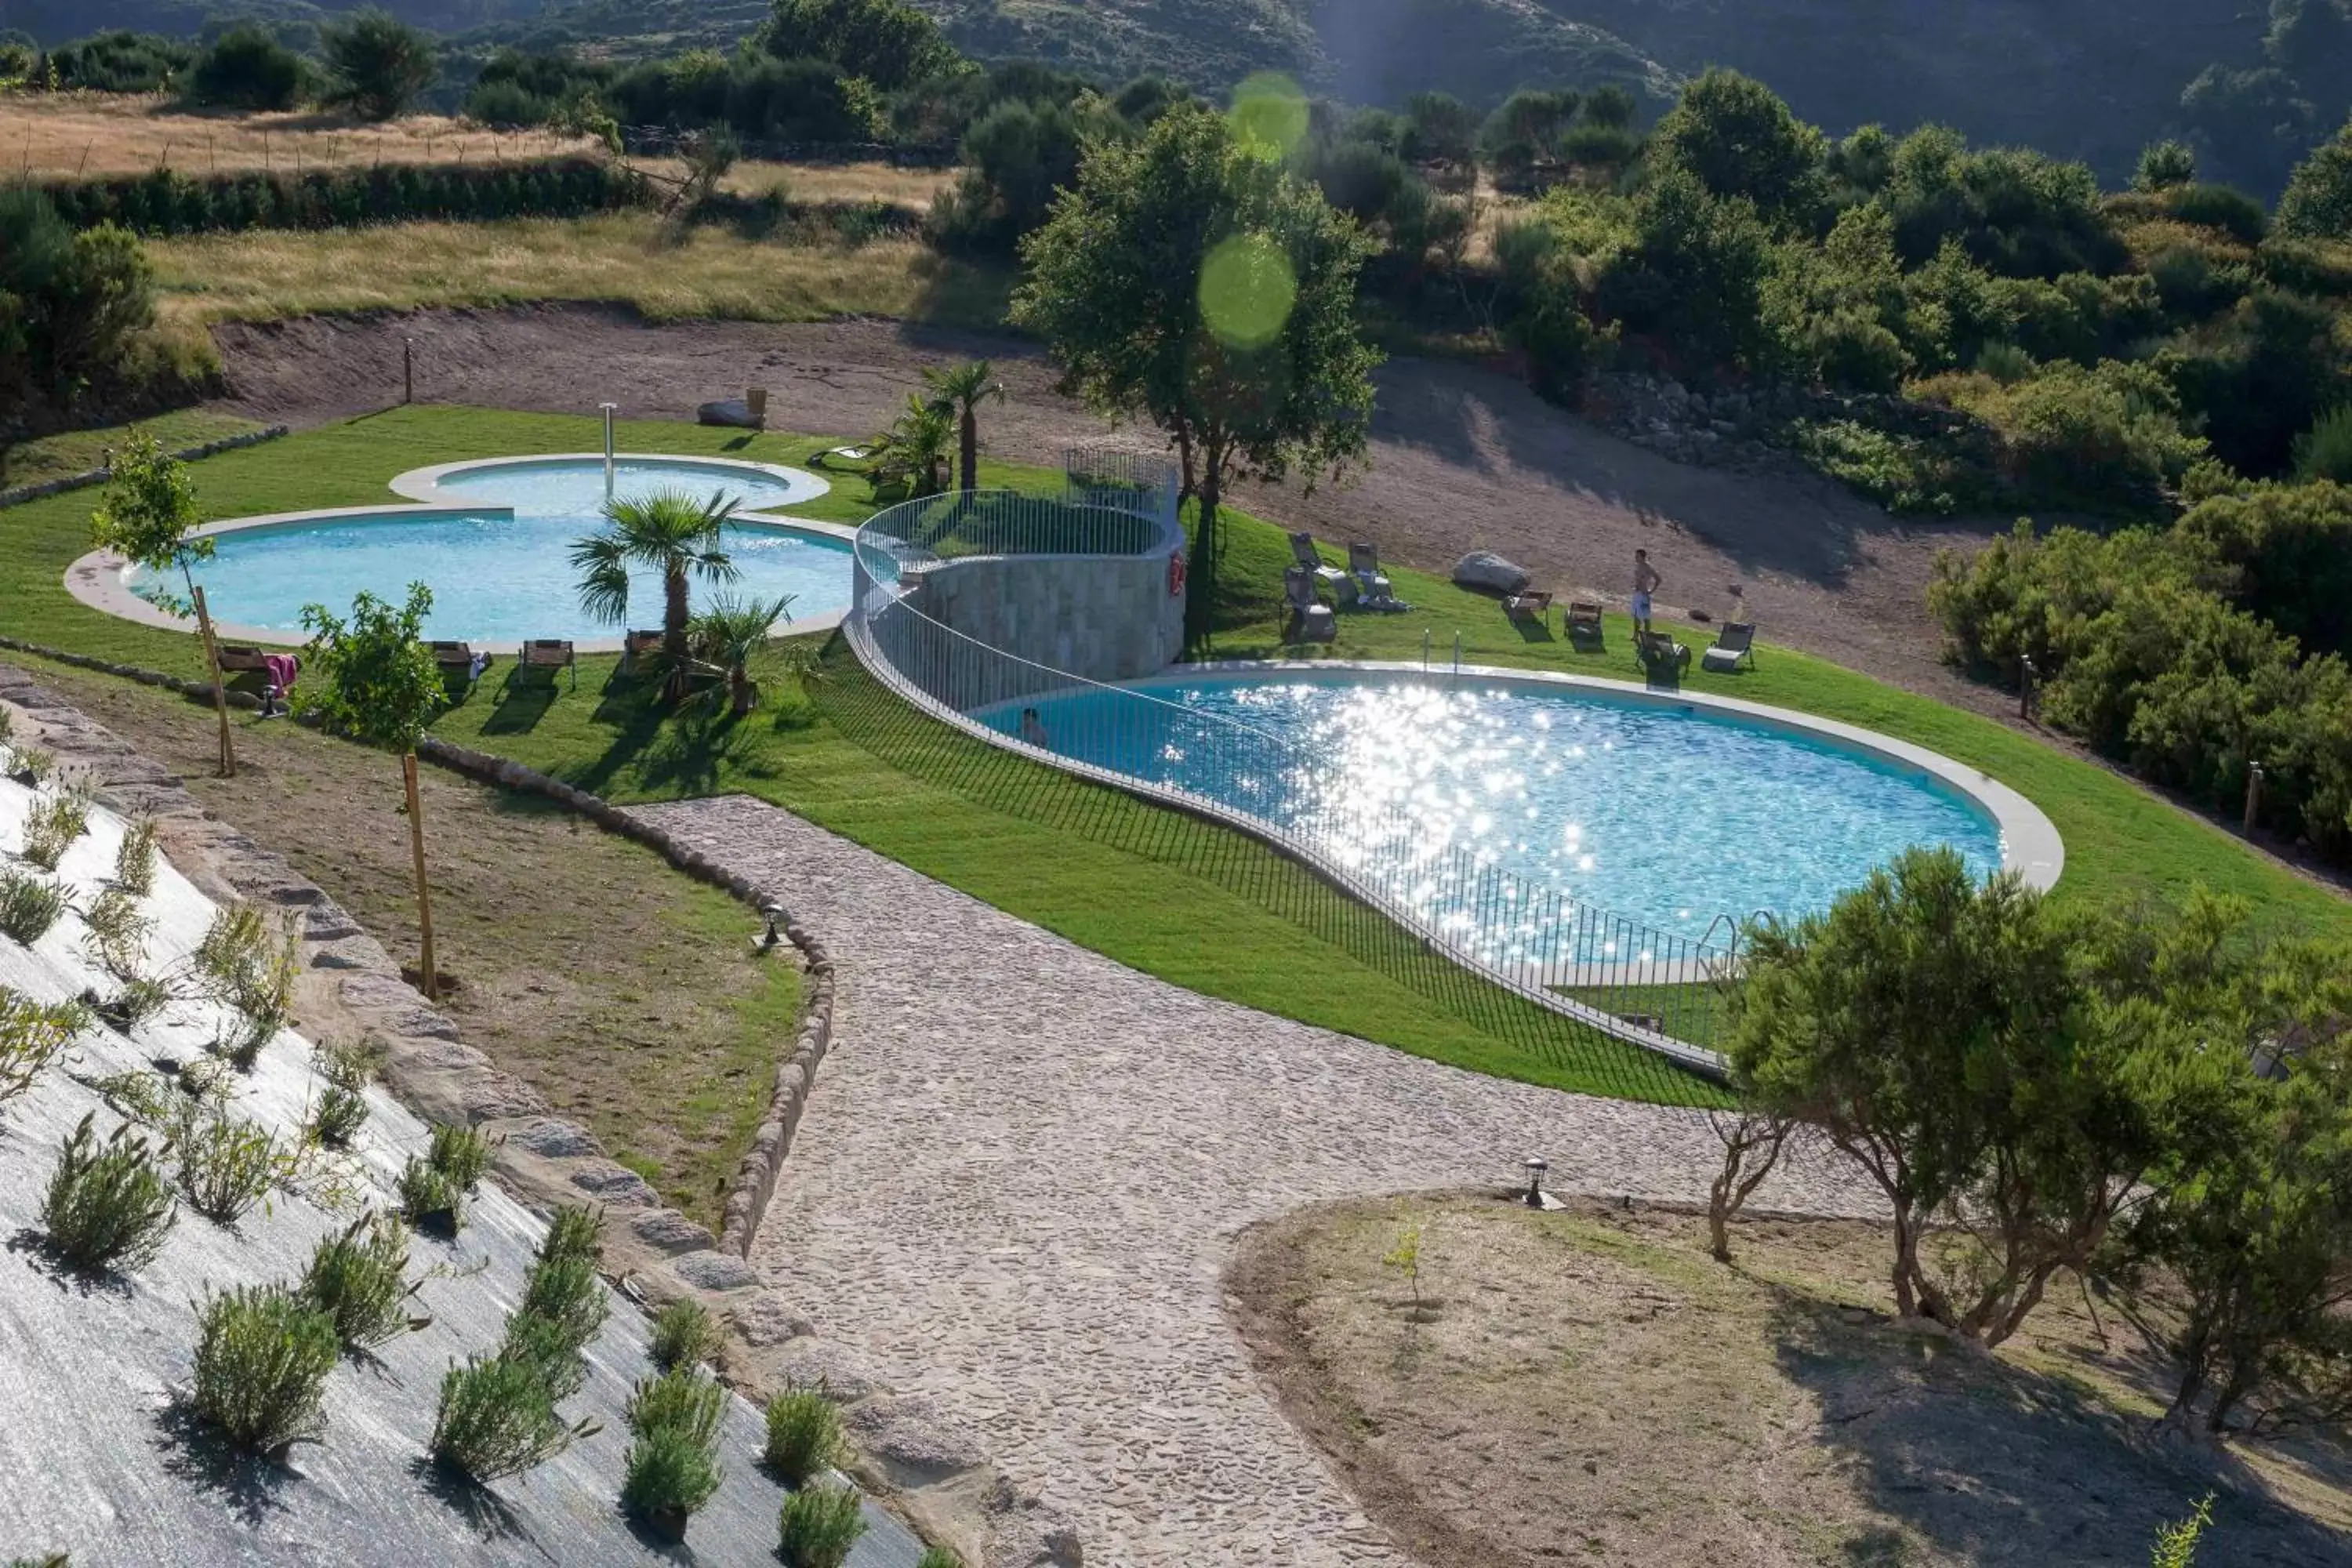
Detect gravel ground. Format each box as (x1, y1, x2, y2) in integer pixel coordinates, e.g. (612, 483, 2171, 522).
(634, 793, 1880, 1568)
(207, 305, 2012, 714)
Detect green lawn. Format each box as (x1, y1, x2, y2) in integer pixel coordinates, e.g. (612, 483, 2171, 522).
(5, 404, 2345, 1112)
(0, 408, 263, 492)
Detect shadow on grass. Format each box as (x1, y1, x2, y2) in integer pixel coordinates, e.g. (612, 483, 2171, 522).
(1764, 1290, 2352, 1565)
(482, 680, 557, 735)
(411, 1455, 535, 1546)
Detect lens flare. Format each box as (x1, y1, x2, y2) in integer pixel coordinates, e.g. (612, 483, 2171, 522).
(1229, 71, 1309, 162)
(1200, 234, 1298, 349)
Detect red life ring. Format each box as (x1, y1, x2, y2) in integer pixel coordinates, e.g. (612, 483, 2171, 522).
(1168, 553, 1189, 597)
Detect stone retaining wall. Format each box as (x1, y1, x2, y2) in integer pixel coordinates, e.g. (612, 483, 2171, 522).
(0, 425, 291, 510)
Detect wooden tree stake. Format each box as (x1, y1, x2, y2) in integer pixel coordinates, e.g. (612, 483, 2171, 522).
(192, 585, 235, 779)
(403, 752, 438, 1002)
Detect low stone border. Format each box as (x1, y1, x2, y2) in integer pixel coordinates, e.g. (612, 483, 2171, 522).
(0, 424, 291, 509)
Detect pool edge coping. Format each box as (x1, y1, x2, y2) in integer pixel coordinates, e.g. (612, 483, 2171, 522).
(387, 452, 835, 511)
(1148, 657, 2066, 895)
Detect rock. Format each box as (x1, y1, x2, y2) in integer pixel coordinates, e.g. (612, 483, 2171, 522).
(989, 1503, 1085, 1568)
(570, 1163, 661, 1207)
(768, 1338, 885, 1403)
(1451, 551, 1530, 595)
(697, 397, 764, 429)
(339, 971, 461, 1040)
(628, 1208, 716, 1254)
(506, 1118, 601, 1159)
(735, 1292, 816, 1347)
(844, 1395, 987, 1486)
(673, 1249, 761, 1293)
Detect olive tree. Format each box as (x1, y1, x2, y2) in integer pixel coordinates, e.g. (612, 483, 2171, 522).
(1014, 103, 1381, 645)
(298, 585, 446, 999)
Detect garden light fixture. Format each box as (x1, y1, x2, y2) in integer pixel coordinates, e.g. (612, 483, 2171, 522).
(1523, 1156, 1548, 1208)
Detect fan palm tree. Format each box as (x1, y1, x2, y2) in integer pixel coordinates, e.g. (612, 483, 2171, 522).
(869, 395, 954, 499)
(922, 359, 1005, 492)
(570, 488, 742, 663)
(688, 592, 797, 714)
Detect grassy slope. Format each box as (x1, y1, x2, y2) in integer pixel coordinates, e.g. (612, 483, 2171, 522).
(0, 408, 261, 491)
(6, 405, 2346, 1107)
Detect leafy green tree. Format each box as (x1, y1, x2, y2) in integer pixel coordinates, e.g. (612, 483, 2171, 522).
(687, 593, 797, 715)
(2133, 139, 2198, 192)
(1014, 103, 1381, 644)
(189, 24, 307, 111)
(89, 436, 209, 619)
(570, 491, 741, 664)
(930, 95, 1112, 256)
(0, 190, 154, 422)
(922, 360, 1004, 493)
(1582, 83, 1637, 130)
(1648, 69, 1824, 225)
(321, 8, 437, 122)
(2178, 477, 2352, 652)
(1402, 91, 1478, 167)
(2296, 408, 2352, 483)
(2279, 114, 2352, 239)
(760, 0, 956, 93)
(1481, 88, 1577, 183)
(298, 585, 446, 996)
(1595, 169, 1777, 373)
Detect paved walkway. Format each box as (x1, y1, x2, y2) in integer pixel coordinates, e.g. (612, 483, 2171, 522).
(638, 797, 1874, 1567)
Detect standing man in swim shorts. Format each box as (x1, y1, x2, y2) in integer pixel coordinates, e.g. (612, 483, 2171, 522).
(1632, 548, 1661, 637)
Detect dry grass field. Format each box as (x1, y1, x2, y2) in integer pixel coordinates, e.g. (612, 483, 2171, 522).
(634, 155, 956, 209)
(2, 91, 599, 180)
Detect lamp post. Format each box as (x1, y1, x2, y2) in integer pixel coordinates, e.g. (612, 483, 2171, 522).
(601, 402, 618, 503)
(1523, 1156, 1548, 1209)
(761, 903, 785, 950)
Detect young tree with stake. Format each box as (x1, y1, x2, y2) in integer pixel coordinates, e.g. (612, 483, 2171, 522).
(90, 437, 235, 775)
(297, 585, 446, 1000)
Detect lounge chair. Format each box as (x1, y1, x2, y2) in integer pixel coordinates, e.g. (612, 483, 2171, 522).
(1566, 600, 1606, 648)
(1702, 621, 1758, 674)
(1283, 566, 1337, 644)
(619, 629, 664, 673)
(1347, 542, 1392, 604)
(212, 644, 297, 715)
(1637, 626, 1690, 680)
(430, 641, 492, 689)
(514, 639, 577, 690)
(1504, 589, 1553, 629)
(1288, 532, 1351, 602)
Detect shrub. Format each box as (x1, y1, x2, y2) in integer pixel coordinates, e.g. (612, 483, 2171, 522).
(321, 1036, 387, 1088)
(428, 1122, 494, 1189)
(188, 25, 307, 111)
(96, 975, 170, 1033)
(78, 887, 152, 978)
(173, 1108, 280, 1222)
(499, 1308, 591, 1399)
(539, 1204, 603, 1266)
(0, 871, 67, 945)
(0, 989, 86, 1105)
(917, 1551, 963, 1568)
(623, 1423, 724, 1529)
(192, 904, 298, 1044)
(7, 744, 54, 786)
(622, 1369, 728, 1526)
(2296, 407, 2352, 483)
(299, 1213, 425, 1350)
(41, 1112, 176, 1272)
(190, 1284, 338, 1455)
(764, 1388, 841, 1483)
(396, 1156, 463, 1232)
(19, 793, 90, 873)
(430, 1356, 586, 1481)
(321, 7, 437, 121)
(779, 1483, 867, 1568)
(649, 1298, 721, 1373)
(517, 1253, 608, 1360)
(306, 1083, 368, 1148)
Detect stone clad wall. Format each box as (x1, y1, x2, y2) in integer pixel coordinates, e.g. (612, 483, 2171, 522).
(907, 548, 1185, 684)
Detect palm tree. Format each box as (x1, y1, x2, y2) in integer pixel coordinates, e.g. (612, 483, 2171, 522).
(869, 395, 954, 499)
(922, 359, 1004, 492)
(688, 592, 796, 715)
(570, 488, 742, 663)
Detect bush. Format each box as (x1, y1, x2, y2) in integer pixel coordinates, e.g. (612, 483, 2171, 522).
(1791, 419, 1990, 515)
(45, 29, 192, 93)
(38, 159, 648, 238)
(173, 1108, 280, 1222)
(79, 887, 153, 978)
(539, 1204, 603, 1266)
(622, 1369, 728, 1527)
(1918, 359, 2206, 514)
(190, 1284, 339, 1455)
(428, 1122, 493, 1189)
(396, 1156, 463, 1232)
(764, 1388, 841, 1483)
(430, 1356, 582, 1481)
(0, 191, 155, 421)
(18, 793, 89, 873)
(188, 25, 307, 111)
(192, 904, 298, 1046)
(94, 975, 168, 1033)
(465, 78, 548, 129)
(299, 1214, 423, 1350)
(0, 989, 87, 1104)
(500, 1306, 592, 1399)
(649, 1298, 721, 1372)
(321, 7, 437, 121)
(517, 1252, 608, 1360)
(2296, 406, 2352, 482)
(0, 871, 68, 945)
(917, 1551, 963, 1568)
(2166, 183, 2270, 245)
(41, 1112, 175, 1272)
(779, 1483, 867, 1568)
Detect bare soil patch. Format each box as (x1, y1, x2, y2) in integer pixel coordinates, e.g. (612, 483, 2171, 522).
(202, 304, 2012, 710)
(29, 666, 797, 1225)
(6, 94, 599, 180)
(1227, 1193, 2352, 1567)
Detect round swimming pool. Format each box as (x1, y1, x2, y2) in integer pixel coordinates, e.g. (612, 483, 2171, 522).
(986, 670, 2022, 949)
(122, 456, 850, 646)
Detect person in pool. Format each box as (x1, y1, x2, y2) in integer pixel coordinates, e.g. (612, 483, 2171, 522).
(1019, 707, 1050, 747)
(1632, 549, 1662, 636)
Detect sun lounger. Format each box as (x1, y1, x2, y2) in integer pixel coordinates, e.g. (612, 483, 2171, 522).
(1565, 600, 1606, 648)
(430, 641, 492, 688)
(1702, 621, 1758, 673)
(1637, 626, 1690, 679)
(1347, 542, 1392, 601)
(212, 644, 298, 714)
(1283, 566, 1337, 644)
(514, 638, 577, 690)
(1288, 532, 1351, 601)
(1504, 589, 1553, 628)
(619, 629, 664, 673)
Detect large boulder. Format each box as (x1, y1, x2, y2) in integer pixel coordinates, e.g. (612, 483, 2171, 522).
(697, 397, 763, 429)
(1453, 550, 1531, 595)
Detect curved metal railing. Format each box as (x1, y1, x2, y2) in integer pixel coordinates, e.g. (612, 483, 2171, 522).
(845, 487, 1733, 1078)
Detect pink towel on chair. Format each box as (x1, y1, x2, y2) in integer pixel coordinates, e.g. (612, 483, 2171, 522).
(261, 652, 300, 696)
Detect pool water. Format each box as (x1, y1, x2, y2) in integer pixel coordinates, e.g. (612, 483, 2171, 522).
(155, 459, 851, 643)
(990, 673, 2005, 947)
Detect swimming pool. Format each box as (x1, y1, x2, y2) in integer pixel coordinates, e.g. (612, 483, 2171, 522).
(116, 456, 850, 646)
(985, 670, 2020, 951)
